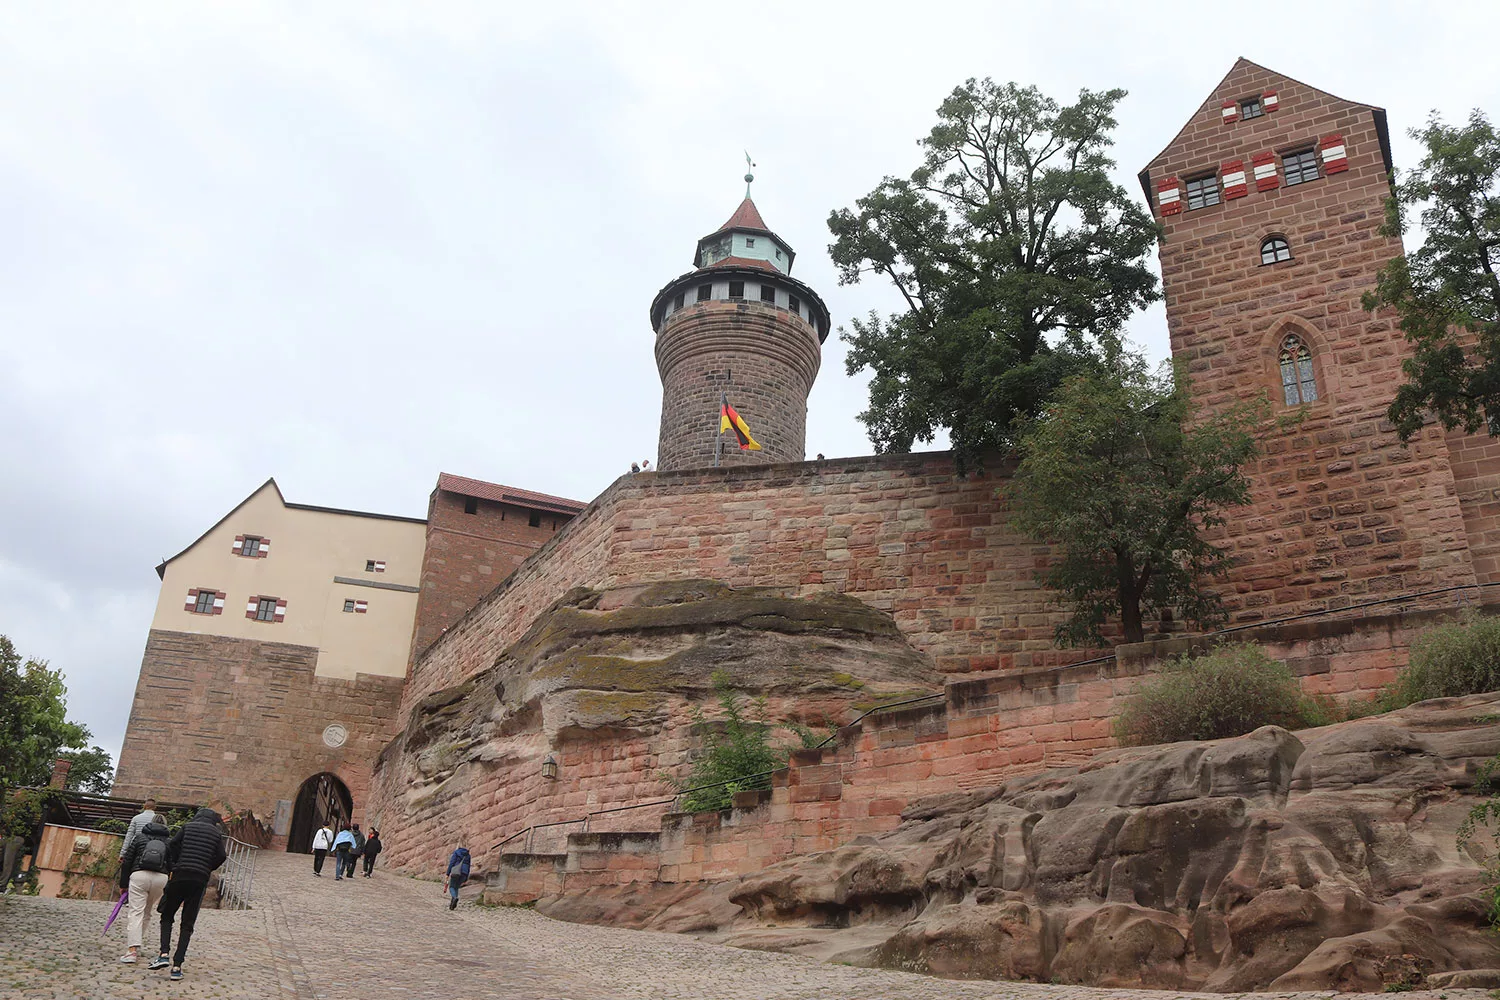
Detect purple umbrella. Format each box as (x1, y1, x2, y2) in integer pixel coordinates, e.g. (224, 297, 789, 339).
(102, 889, 126, 936)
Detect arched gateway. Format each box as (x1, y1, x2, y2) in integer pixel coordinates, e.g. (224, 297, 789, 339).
(286, 772, 352, 853)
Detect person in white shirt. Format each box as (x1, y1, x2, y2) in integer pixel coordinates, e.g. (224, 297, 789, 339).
(310, 824, 335, 877)
(118, 798, 158, 858)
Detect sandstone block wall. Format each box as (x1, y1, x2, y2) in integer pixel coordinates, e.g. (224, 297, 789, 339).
(655, 298, 821, 471)
(113, 630, 403, 834)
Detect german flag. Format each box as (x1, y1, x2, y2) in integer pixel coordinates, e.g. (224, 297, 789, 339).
(720, 400, 761, 451)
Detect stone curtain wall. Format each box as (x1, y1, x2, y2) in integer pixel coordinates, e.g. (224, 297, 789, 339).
(1149, 60, 1480, 623)
(113, 630, 403, 837)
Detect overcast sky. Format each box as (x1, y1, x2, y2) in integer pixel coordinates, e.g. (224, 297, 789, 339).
(3, 3, 1497, 768)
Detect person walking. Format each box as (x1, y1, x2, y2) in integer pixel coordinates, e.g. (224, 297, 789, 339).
(346, 823, 366, 880)
(332, 824, 355, 881)
(119, 797, 158, 858)
(148, 807, 227, 981)
(444, 846, 471, 910)
(115, 814, 170, 964)
(361, 829, 382, 877)
(311, 822, 334, 877)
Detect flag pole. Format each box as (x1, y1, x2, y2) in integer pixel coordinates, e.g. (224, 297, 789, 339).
(714, 391, 726, 468)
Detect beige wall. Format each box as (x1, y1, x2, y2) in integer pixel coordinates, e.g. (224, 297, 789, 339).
(151, 482, 426, 679)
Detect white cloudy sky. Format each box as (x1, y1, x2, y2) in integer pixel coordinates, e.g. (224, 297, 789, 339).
(2, 2, 1496, 766)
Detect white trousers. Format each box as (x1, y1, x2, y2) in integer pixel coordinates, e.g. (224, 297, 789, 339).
(125, 870, 168, 950)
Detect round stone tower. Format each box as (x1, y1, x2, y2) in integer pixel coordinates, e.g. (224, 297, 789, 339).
(649, 184, 830, 472)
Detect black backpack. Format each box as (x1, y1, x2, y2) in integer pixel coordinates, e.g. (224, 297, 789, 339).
(137, 836, 169, 872)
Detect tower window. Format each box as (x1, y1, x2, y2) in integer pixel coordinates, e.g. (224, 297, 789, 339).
(528, 511, 541, 528)
(760, 285, 776, 303)
(1240, 97, 1263, 120)
(254, 597, 280, 622)
(745, 237, 756, 247)
(1260, 236, 1292, 265)
(697, 284, 712, 302)
(463, 497, 478, 515)
(1279, 334, 1319, 405)
(788, 294, 800, 316)
(775, 248, 782, 259)
(1185, 174, 1221, 210)
(673, 292, 684, 310)
(1283, 149, 1320, 186)
(728, 281, 744, 299)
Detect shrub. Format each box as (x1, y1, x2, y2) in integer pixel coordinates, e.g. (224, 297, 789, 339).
(1386, 610, 1500, 709)
(671, 673, 795, 813)
(1115, 644, 1322, 746)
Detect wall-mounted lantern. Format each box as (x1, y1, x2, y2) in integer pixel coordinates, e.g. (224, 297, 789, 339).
(541, 754, 558, 780)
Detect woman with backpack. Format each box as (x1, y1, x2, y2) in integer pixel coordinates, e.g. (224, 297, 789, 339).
(444, 846, 471, 910)
(116, 813, 171, 964)
(311, 822, 334, 877)
(332, 824, 355, 881)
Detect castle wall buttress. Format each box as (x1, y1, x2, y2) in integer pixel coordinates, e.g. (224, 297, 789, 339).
(1147, 59, 1479, 621)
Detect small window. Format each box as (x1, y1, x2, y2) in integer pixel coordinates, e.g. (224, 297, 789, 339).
(463, 497, 478, 515)
(697, 284, 712, 302)
(528, 511, 541, 528)
(728, 281, 744, 299)
(760, 285, 775, 303)
(255, 597, 279, 622)
(239, 536, 261, 558)
(673, 292, 684, 310)
(343, 599, 356, 613)
(1260, 236, 1292, 265)
(744, 237, 756, 247)
(193, 590, 217, 615)
(1279, 334, 1319, 405)
(1186, 174, 1220, 210)
(788, 294, 800, 316)
(1240, 97, 1263, 120)
(365, 560, 376, 572)
(775, 248, 782, 259)
(1283, 149, 1319, 186)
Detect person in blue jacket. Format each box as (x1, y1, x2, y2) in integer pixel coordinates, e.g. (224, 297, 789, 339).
(444, 846, 471, 910)
(331, 824, 356, 881)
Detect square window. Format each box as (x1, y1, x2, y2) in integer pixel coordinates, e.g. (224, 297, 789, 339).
(255, 597, 278, 622)
(728, 281, 744, 299)
(365, 560, 376, 572)
(788, 294, 800, 315)
(760, 285, 775, 303)
(697, 284, 712, 302)
(193, 590, 217, 615)
(343, 599, 356, 613)
(775, 248, 782, 259)
(240, 536, 262, 558)
(1283, 149, 1320, 186)
(673, 292, 684, 310)
(745, 237, 756, 247)
(528, 511, 541, 528)
(1186, 174, 1220, 210)
(463, 497, 478, 515)
(1241, 97, 1263, 120)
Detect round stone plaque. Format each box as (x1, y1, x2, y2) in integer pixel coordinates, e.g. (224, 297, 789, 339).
(322, 723, 348, 749)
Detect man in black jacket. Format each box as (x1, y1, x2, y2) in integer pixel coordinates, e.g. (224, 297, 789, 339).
(148, 807, 227, 981)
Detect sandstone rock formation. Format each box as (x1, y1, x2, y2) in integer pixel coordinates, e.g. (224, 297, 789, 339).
(714, 694, 1500, 991)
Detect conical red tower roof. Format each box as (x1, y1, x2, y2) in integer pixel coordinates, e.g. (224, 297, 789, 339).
(716, 197, 770, 233)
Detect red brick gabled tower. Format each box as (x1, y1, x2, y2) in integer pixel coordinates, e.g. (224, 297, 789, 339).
(650, 176, 831, 471)
(1142, 59, 1478, 622)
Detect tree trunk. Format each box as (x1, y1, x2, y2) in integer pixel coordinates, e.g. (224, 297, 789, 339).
(1119, 596, 1145, 645)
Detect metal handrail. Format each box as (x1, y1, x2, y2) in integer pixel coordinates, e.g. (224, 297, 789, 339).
(484, 581, 1500, 866)
(217, 835, 257, 910)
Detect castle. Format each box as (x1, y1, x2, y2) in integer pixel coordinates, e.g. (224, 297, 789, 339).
(117, 59, 1500, 867)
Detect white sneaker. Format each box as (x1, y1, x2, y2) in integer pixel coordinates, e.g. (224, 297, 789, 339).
(119, 953, 137, 964)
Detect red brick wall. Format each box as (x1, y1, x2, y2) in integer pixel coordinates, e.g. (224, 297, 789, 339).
(113, 630, 403, 834)
(1148, 59, 1479, 623)
(409, 489, 576, 663)
(1445, 428, 1500, 586)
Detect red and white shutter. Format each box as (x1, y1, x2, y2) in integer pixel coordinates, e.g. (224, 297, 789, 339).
(185, 588, 199, 612)
(1253, 151, 1280, 192)
(245, 597, 260, 619)
(232, 535, 244, 555)
(354, 600, 368, 614)
(374, 561, 386, 573)
(213, 591, 225, 615)
(259, 537, 271, 558)
(273, 599, 287, 622)
(1221, 159, 1248, 200)
(1262, 90, 1278, 112)
(1221, 100, 1239, 126)
(1320, 133, 1348, 174)
(1157, 177, 1183, 217)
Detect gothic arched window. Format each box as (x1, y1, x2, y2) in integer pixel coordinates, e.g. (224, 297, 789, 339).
(1261, 235, 1292, 265)
(1279, 334, 1318, 405)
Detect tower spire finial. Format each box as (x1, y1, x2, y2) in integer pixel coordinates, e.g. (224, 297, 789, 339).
(744, 151, 755, 199)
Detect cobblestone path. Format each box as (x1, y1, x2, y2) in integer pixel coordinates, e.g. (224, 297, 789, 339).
(1, 851, 1491, 999)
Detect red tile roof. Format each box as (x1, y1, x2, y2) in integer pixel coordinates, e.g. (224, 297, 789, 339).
(703, 255, 780, 272)
(716, 197, 770, 233)
(436, 473, 587, 515)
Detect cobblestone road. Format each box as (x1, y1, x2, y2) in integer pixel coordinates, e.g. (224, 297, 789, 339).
(1, 851, 1492, 999)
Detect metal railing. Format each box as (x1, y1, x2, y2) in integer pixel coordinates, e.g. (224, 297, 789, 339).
(217, 835, 257, 910)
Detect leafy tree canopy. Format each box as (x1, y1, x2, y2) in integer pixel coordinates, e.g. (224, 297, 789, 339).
(1364, 111, 1500, 439)
(829, 78, 1160, 464)
(1007, 355, 1262, 645)
(59, 745, 115, 796)
(0, 635, 93, 789)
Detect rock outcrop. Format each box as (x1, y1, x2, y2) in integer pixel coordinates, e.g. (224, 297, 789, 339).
(713, 694, 1500, 991)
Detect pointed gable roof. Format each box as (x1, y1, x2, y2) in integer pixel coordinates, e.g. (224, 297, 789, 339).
(716, 197, 770, 234)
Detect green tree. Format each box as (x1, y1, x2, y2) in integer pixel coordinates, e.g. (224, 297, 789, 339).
(0, 635, 92, 789)
(671, 673, 795, 813)
(828, 78, 1160, 465)
(1007, 356, 1261, 645)
(58, 746, 114, 795)
(1363, 111, 1500, 440)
